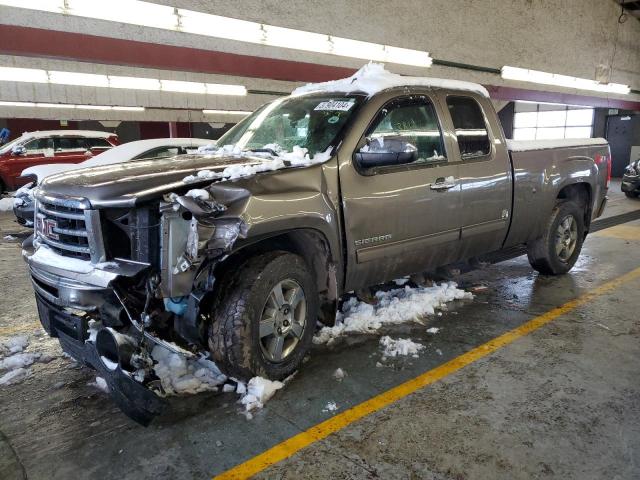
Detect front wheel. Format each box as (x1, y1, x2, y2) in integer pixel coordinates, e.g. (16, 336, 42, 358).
(624, 191, 639, 199)
(527, 200, 586, 275)
(208, 251, 317, 381)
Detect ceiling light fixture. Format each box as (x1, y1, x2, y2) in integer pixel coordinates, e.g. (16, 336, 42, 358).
(0, 66, 247, 95)
(0, 100, 145, 111)
(0, 0, 433, 67)
(502, 66, 630, 95)
(202, 109, 252, 115)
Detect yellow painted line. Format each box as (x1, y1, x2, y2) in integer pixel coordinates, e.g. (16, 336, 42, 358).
(593, 224, 640, 241)
(214, 266, 640, 480)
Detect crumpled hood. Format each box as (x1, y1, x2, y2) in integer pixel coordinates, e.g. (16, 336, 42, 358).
(37, 153, 285, 208)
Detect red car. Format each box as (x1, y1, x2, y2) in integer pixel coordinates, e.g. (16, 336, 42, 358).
(0, 130, 119, 193)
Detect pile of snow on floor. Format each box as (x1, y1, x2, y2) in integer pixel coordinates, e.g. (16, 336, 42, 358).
(0, 335, 53, 386)
(314, 282, 472, 344)
(149, 344, 286, 417)
(379, 336, 425, 358)
(151, 345, 227, 395)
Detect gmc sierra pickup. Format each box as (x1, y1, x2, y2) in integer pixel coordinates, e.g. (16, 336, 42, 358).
(22, 64, 611, 422)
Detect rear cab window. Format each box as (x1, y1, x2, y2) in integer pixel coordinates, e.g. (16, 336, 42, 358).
(446, 96, 492, 160)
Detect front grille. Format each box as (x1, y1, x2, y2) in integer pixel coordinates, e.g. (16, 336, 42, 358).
(35, 195, 103, 261)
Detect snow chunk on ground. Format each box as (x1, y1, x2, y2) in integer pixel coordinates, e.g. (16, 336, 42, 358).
(88, 376, 109, 393)
(293, 62, 490, 98)
(0, 352, 39, 370)
(151, 345, 226, 396)
(333, 368, 346, 381)
(426, 327, 440, 334)
(3, 235, 17, 241)
(379, 336, 425, 358)
(323, 401, 338, 413)
(0, 197, 14, 211)
(239, 377, 284, 412)
(314, 282, 471, 344)
(0, 368, 30, 386)
(0, 335, 29, 355)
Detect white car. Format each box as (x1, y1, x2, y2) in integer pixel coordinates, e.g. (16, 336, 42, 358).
(13, 138, 213, 226)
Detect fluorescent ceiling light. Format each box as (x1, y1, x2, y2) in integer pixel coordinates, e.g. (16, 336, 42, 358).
(502, 66, 630, 95)
(0, 100, 36, 107)
(160, 79, 207, 94)
(0, 0, 432, 67)
(0, 100, 145, 111)
(49, 70, 110, 88)
(0, 66, 48, 83)
(203, 109, 252, 115)
(108, 76, 161, 90)
(0, 66, 246, 96)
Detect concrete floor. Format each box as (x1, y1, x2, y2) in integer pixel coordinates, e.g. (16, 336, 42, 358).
(0, 186, 639, 480)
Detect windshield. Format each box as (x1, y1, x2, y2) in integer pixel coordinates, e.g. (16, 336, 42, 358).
(218, 94, 365, 155)
(0, 136, 26, 154)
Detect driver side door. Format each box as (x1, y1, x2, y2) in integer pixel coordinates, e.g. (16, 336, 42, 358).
(340, 94, 462, 291)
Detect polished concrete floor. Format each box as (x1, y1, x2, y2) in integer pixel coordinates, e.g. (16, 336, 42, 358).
(0, 186, 639, 480)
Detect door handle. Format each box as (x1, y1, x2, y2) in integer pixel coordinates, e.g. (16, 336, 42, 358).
(430, 177, 457, 191)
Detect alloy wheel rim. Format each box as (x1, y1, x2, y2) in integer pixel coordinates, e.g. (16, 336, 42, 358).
(555, 214, 578, 262)
(259, 279, 306, 363)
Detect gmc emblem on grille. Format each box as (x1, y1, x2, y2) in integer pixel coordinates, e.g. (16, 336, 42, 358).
(37, 218, 59, 240)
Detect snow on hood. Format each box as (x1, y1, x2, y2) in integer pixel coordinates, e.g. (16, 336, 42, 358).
(183, 145, 332, 183)
(21, 138, 211, 181)
(293, 62, 490, 98)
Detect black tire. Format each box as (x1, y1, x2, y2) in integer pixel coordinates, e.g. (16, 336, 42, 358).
(208, 251, 317, 381)
(527, 200, 586, 275)
(624, 191, 639, 199)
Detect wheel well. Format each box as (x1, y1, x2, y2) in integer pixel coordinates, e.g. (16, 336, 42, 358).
(557, 183, 592, 230)
(211, 229, 338, 323)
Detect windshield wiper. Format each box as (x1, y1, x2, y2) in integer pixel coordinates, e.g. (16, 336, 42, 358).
(246, 148, 280, 157)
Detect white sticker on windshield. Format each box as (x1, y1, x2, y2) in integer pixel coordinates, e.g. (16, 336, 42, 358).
(314, 100, 355, 112)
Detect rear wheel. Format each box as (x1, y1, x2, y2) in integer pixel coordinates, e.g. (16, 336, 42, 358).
(527, 200, 585, 275)
(208, 251, 317, 381)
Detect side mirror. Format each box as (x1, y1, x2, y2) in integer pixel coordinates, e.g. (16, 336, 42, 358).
(12, 145, 26, 156)
(354, 137, 418, 169)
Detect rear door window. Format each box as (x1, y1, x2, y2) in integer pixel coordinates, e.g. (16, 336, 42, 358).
(55, 137, 87, 152)
(86, 138, 112, 148)
(446, 96, 491, 159)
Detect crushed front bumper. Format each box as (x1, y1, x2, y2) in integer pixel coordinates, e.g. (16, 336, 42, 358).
(621, 174, 640, 194)
(23, 239, 166, 424)
(36, 293, 166, 425)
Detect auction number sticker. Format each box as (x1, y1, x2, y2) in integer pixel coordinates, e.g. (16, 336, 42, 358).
(314, 100, 355, 111)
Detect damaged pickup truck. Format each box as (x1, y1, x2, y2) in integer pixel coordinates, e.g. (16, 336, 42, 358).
(22, 65, 611, 423)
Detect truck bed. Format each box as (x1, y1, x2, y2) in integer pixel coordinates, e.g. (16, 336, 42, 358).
(504, 138, 610, 248)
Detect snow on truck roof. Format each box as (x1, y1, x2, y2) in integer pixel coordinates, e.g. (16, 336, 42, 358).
(292, 63, 490, 98)
(18, 130, 114, 139)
